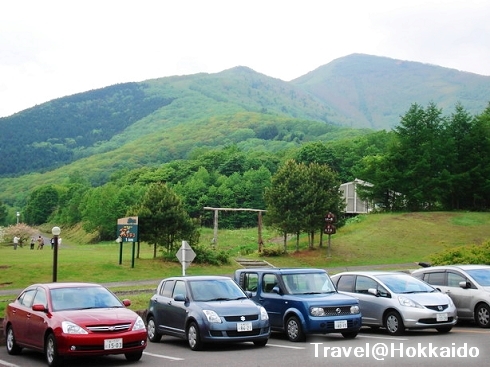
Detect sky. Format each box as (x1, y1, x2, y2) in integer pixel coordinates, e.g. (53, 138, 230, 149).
(1, 0, 490, 118)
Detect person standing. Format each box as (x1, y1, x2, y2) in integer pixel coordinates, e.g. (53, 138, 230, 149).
(13, 236, 19, 250)
(37, 235, 43, 250)
(30, 237, 35, 250)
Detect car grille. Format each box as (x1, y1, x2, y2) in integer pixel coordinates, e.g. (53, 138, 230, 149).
(210, 327, 269, 337)
(86, 323, 132, 332)
(224, 314, 259, 322)
(418, 317, 455, 324)
(425, 304, 449, 311)
(321, 306, 354, 316)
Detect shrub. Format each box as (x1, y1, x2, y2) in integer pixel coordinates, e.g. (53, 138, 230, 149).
(430, 241, 490, 265)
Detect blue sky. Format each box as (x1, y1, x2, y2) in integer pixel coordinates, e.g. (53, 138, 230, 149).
(1, 0, 489, 118)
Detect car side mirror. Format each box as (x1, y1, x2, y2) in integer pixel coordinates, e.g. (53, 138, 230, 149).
(368, 288, 379, 297)
(272, 286, 281, 295)
(245, 291, 253, 298)
(32, 304, 47, 312)
(174, 294, 186, 302)
(459, 281, 471, 289)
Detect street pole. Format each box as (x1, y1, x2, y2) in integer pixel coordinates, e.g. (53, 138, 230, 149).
(52, 226, 61, 282)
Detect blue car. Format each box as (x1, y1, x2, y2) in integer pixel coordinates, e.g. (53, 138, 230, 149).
(146, 275, 270, 350)
(235, 268, 362, 341)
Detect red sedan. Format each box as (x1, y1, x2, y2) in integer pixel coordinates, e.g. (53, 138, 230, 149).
(3, 282, 147, 367)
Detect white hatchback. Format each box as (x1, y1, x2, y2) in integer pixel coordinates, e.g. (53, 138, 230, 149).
(412, 264, 490, 328)
(331, 271, 458, 335)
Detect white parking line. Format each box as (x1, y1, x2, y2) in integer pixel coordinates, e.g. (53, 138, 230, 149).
(0, 359, 22, 367)
(144, 351, 185, 360)
(266, 343, 306, 349)
(357, 335, 408, 341)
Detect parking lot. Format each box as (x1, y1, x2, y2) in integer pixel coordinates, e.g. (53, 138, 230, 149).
(1, 323, 489, 367)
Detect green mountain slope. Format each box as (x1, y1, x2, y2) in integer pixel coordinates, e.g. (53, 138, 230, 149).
(1, 53, 490, 204)
(293, 53, 490, 129)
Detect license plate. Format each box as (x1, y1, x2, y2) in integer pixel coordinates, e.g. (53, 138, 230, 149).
(104, 338, 123, 350)
(436, 313, 448, 322)
(334, 320, 348, 329)
(237, 322, 252, 332)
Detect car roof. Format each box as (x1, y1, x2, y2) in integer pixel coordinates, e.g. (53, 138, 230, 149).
(236, 268, 327, 274)
(331, 270, 410, 277)
(412, 264, 490, 272)
(27, 282, 104, 290)
(161, 275, 232, 281)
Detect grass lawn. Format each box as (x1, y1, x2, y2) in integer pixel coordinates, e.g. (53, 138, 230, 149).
(1, 211, 489, 313)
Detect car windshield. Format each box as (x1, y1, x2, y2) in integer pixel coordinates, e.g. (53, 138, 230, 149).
(466, 269, 490, 286)
(51, 286, 124, 311)
(282, 272, 336, 294)
(189, 279, 247, 302)
(377, 274, 434, 294)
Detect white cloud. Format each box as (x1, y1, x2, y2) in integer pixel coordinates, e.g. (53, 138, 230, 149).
(1, 0, 489, 117)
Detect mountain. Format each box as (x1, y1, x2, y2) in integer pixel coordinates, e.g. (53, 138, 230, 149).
(1, 53, 489, 202)
(292, 54, 490, 130)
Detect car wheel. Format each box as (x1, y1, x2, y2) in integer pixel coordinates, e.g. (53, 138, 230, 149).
(125, 351, 143, 361)
(436, 326, 452, 333)
(6, 325, 22, 355)
(187, 322, 203, 351)
(341, 331, 358, 339)
(253, 339, 268, 347)
(475, 303, 490, 328)
(45, 333, 63, 367)
(147, 316, 162, 342)
(384, 310, 405, 336)
(286, 316, 306, 342)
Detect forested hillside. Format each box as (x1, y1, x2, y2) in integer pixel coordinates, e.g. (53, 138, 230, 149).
(1, 54, 489, 180)
(1, 54, 490, 233)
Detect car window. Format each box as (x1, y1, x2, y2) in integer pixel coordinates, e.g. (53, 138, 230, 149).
(282, 273, 335, 294)
(160, 280, 175, 297)
(173, 280, 186, 298)
(424, 272, 445, 286)
(447, 272, 466, 287)
(190, 279, 246, 301)
(466, 269, 490, 286)
(377, 274, 434, 293)
(18, 289, 36, 307)
(32, 288, 47, 308)
(50, 286, 122, 311)
(355, 276, 378, 294)
(262, 274, 279, 293)
(336, 275, 355, 292)
(241, 273, 259, 293)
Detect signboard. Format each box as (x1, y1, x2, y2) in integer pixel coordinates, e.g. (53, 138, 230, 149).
(117, 216, 139, 242)
(176, 241, 196, 275)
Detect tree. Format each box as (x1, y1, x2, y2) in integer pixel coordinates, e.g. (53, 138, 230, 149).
(24, 185, 60, 225)
(264, 160, 341, 252)
(132, 182, 198, 257)
(80, 183, 145, 240)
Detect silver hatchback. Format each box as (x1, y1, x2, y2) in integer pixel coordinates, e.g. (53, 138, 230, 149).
(411, 264, 490, 328)
(331, 271, 458, 335)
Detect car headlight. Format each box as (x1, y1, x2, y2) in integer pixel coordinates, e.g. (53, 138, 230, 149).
(259, 306, 269, 320)
(62, 321, 88, 334)
(350, 305, 360, 314)
(398, 296, 423, 308)
(203, 309, 222, 323)
(310, 307, 325, 316)
(132, 316, 146, 331)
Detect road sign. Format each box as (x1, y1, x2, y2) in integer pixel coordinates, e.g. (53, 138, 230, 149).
(176, 241, 196, 275)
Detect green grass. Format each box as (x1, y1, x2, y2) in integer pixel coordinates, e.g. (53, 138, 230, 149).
(1, 211, 490, 314)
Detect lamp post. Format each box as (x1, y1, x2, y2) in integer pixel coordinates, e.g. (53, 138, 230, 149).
(52, 226, 61, 282)
(16, 212, 20, 224)
(116, 236, 123, 265)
